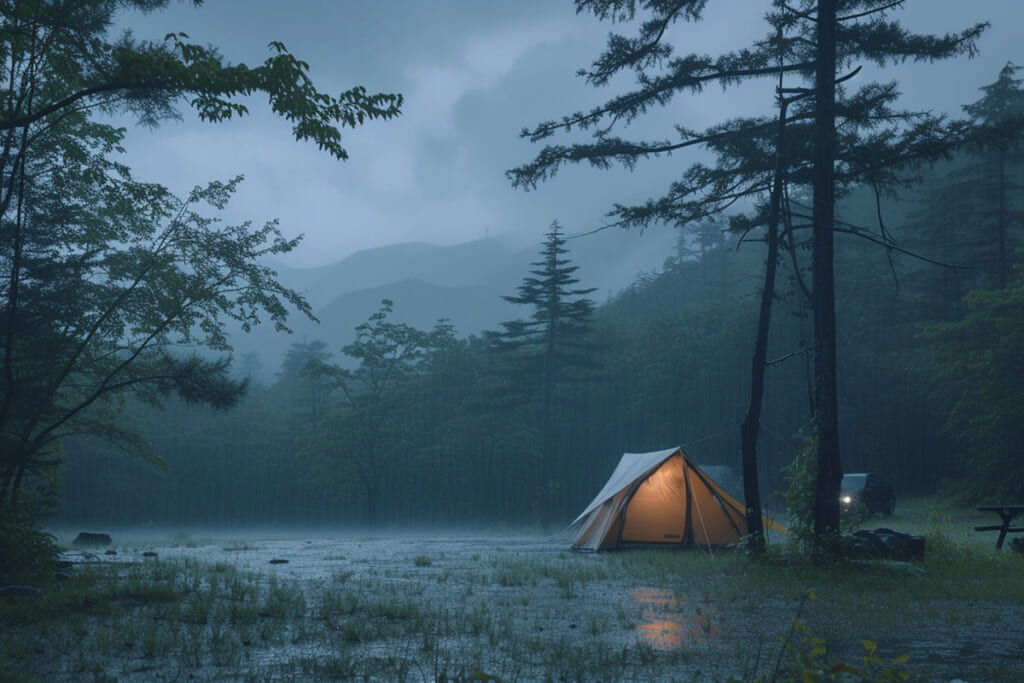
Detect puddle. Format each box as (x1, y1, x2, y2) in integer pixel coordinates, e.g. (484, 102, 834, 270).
(632, 586, 719, 649)
(38, 531, 1024, 681)
(633, 587, 681, 606)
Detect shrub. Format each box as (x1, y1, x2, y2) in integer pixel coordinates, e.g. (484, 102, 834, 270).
(749, 591, 912, 682)
(781, 430, 818, 554)
(0, 516, 59, 584)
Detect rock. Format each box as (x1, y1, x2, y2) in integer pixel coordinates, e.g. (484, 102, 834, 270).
(0, 584, 43, 599)
(884, 560, 927, 575)
(72, 532, 112, 547)
(269, 558, 289, 564)
(842, 527, 925, 562)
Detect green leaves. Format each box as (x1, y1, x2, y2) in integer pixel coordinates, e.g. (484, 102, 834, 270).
(1, 143, 314, 511)
(760, 590, 912, 682)
(144, 34, 403, 160)
(296, 300, 440, 524)
(0, 1, 403, 515)
(923, 267, 1024, 501)
(510, 2, 984, 232)
(493, 222, 598, 358)
(0, 4, 402, 160)
(341, 299, 431, 397)
(964, 62, 1024, 152)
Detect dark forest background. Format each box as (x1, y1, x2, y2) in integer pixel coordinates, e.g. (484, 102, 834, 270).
(54, 142, 1023, 530)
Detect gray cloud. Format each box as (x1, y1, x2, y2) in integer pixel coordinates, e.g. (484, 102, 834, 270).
(114, 1, 1022, 268)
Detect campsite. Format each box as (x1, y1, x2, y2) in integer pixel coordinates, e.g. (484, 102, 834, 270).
(2, 498, 1023, 681)
(3, 2, 1024, 681)
(570, 448, 786, 551)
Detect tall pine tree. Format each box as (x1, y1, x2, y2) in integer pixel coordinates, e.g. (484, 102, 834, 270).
(941, 63, 1024, 291)
(491, 222, 599, 526)
(509, 0, 984, 555)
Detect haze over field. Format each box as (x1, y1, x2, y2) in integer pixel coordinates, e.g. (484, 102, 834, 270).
(3, 3, 1024, 679)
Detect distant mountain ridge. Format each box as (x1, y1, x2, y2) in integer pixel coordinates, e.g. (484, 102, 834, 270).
(271, 236, 528, 311)
(230, 229, 676, 377)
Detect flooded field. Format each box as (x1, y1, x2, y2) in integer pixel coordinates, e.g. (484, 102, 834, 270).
(3, 527, 1023, 681)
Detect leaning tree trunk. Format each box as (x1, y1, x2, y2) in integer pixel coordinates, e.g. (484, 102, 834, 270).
(739, 92, 791, 556)
(811, 0, 843, 559)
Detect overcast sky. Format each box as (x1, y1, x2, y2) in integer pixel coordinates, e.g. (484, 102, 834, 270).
(116, 1, 1022, 268)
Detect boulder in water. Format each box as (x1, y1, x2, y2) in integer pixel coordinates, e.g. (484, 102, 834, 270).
(842, 527, 925, 562)
(72, 532, 112, 547)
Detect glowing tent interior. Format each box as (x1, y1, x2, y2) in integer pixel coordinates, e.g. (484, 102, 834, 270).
(571, 447, 785, 551)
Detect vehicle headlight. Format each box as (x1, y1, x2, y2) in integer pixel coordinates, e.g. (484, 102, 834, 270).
(841, 495, 852, 504)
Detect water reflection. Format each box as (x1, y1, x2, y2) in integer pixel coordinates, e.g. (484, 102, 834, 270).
(632, 587, 718, 649)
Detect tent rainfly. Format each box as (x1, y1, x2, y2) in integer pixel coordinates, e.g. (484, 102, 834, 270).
(570, 447, 785, 551)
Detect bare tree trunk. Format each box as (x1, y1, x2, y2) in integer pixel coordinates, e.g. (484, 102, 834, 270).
(812, 0, 843, 558)
(740, 93, 791, 555)
(997, 145, 1008, 289)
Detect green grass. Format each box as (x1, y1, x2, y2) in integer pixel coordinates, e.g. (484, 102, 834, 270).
(3, 504, 1022, 681)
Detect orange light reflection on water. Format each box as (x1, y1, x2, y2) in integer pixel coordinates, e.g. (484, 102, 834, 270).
(632, 587, 719, 649)
(632, 587, 680, 606)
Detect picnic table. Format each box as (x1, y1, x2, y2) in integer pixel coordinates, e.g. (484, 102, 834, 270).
(975, 505, 1024, 549)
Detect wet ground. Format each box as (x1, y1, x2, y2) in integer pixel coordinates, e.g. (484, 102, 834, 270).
(19, 528, 1024, 681)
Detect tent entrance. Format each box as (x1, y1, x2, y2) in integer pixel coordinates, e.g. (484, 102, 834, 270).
(572, 447, 782, 551)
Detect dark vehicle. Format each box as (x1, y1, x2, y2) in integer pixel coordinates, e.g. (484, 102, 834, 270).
(840, 473, 895, 515)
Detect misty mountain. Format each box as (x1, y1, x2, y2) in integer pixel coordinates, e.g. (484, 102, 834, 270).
(230, 228, 677, 377)
(270, 236, 524, 312)
(233, 278, 515, 373)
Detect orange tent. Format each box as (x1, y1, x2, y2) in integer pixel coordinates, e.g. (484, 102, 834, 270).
(571, 447, 785, 551)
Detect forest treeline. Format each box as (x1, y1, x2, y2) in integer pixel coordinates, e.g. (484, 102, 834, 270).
(1, 2, 1022, 563)
(56, 142, 1022, 527)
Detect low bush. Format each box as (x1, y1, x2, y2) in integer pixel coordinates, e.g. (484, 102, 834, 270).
(0, 516, 58, 584)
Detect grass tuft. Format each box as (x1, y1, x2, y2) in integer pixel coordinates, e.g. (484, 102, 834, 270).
(2, 507, 1021, 681)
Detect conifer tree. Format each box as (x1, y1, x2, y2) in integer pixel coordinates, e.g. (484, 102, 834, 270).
(964, 63, 1024, 290)
(935, 63, 1024, 291)
(923, 266, 1024, 502)
(491, 222, 598, 524)
(509, 0, 984, 555)
(275, 340, 334, 453)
